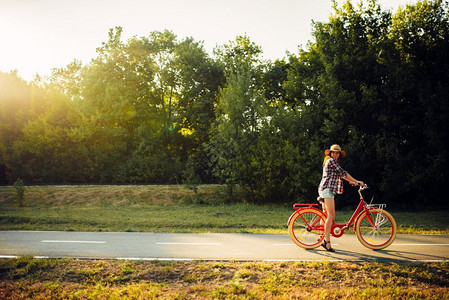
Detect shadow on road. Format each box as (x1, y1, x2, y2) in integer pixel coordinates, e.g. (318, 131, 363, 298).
(308, 248, 447, 262)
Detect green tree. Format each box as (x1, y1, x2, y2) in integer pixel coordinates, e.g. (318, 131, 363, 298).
(78, 27, 169, 182)
(283, 0, 449, 207)
(173, 37, 225, 182)
(5, 80, 90, 183)
(377, 0, 449, 207)
(208, 36, 271, 202)
(259, 59, 289, 106)
(0, 72, 30, 183)
(0, 71, 49, 183)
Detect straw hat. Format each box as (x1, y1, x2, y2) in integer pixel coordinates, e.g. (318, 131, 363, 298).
(325, 144, 346, 158)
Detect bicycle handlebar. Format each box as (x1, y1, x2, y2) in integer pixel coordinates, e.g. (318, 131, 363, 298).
(357, 183, 368, 198)
(356, 182, 368, 190)
(351, 181, 368, 188)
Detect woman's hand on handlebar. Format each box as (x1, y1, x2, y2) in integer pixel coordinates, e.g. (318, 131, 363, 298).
(351, 181, 365, 187)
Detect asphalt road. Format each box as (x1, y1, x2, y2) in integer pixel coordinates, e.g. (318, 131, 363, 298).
(1, 231, 448, 262)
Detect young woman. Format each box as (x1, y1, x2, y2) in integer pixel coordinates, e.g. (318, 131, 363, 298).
(318, 144, 364, 252)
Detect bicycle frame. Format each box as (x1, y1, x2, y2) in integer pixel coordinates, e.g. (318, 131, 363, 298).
(288, 186, 383, 238)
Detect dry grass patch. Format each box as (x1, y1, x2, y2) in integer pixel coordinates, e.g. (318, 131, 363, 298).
(0, 185, 210, 207)
(0, 257, 448, 299)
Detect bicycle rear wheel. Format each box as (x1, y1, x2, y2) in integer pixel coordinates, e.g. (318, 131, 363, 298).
(288, 208, 325, 249)
(355, 208, 397, 250)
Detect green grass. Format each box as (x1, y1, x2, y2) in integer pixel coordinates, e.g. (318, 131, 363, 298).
(0, 257, 448, 299)
(0, 204, 290, 233)
(0, 185, 448, 234)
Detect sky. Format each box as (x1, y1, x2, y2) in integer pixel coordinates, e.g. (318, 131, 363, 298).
(1, 0, 415, 82)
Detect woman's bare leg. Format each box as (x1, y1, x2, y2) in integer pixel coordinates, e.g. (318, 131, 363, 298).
(324, 198, 335, 244)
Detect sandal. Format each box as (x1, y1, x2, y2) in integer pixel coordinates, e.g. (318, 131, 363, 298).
(321, 240, 335, 252)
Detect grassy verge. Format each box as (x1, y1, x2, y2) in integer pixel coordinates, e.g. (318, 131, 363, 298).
(0, 185, 448, 234)
(0, 257, 448, 299)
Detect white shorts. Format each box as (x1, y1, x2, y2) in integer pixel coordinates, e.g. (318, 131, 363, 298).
(319, 188, 335, 199)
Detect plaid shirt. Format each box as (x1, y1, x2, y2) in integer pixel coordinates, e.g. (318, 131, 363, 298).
(318, 158, 348, 195)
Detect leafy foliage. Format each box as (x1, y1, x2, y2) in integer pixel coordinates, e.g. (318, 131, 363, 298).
(0, 0, 447, 208)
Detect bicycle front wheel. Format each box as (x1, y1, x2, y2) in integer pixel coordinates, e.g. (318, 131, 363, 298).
(355, 208, 397, 250)
(288, 208, 326, 249)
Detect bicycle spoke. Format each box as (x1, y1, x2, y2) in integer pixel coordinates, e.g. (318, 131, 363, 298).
(288, 208, 325, 249)
(299, 212, 319, 230)
(356, 209, 396, 250)
(375, 213, 389, 228)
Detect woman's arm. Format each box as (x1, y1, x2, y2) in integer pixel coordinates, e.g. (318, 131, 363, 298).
(342, 173, 364, 186)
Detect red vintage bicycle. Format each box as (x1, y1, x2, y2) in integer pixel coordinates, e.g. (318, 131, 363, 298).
(287, 185, 397, 250)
